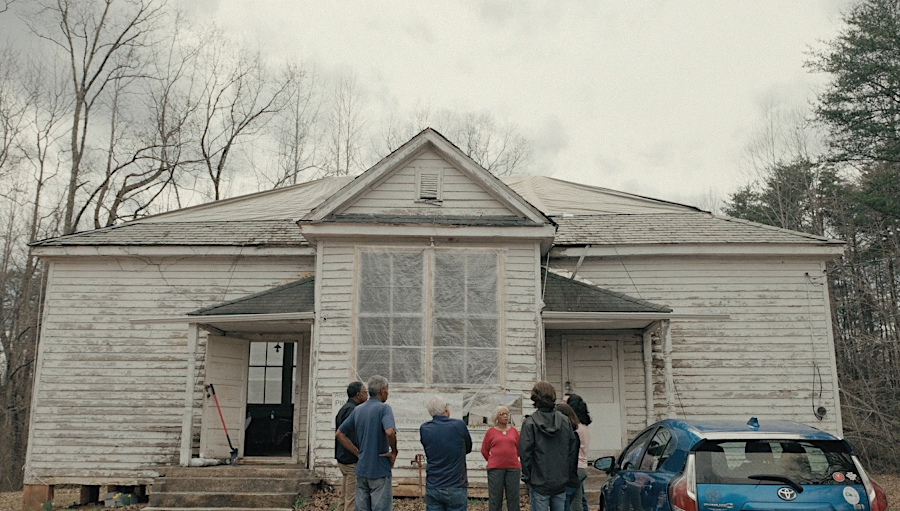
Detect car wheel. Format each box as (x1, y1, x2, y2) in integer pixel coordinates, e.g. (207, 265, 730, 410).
(599, 496, 607, 511)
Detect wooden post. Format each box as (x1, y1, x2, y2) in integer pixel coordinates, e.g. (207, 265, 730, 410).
(643, 322, 658, 426)
(22, 484, 54, 511)
(180, 323, 199, 465)
(662, 320, 675, 418)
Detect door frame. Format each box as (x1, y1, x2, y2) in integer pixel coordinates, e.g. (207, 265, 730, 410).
(560, 334, 629, 454)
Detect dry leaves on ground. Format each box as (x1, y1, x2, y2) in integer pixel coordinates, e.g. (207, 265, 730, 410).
(2, 476, 899, 511)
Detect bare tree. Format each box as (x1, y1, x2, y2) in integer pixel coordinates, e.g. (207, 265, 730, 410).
(195, 43, 297, 200)
(87, 13, 205, 225)
(24, 0, 168, 233)
(266, 62, 319, 188)
(377, 107, 532, 176)
(0, 47, 28, 181)
(322, 73, 367, 176)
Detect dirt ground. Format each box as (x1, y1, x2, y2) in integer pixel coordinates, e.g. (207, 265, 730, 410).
(1, 475, 899, 511)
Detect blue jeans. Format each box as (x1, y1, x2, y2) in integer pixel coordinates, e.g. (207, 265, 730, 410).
(425, 487, 468, 511)
(529, 487, 565, 511)
(356, 476, 392, 511)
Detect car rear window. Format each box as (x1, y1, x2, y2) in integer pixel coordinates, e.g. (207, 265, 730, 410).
(694, 440, 859, 485)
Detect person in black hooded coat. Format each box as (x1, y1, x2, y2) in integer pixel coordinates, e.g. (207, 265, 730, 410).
(519, 381, 578, 511)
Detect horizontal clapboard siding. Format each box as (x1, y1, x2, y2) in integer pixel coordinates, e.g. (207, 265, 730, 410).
(311, 241, 540, 476)
(568, 255, 840, 437)
(341, 149, 516, 217)
(25, 255, 314, 485)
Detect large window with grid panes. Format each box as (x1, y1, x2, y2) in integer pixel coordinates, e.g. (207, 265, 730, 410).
(356, 248, 501, 386)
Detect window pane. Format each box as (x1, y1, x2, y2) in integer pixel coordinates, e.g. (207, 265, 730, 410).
(359, 317, 390, 347)
(393, 316, 424, 346)
(247, 367, 265, 403)
(467, 318, 498, 348)
(358, 348, 390, 381)
(467, 254, 498, 312)
(433, 349, 465, 384)
(433, 318, 464, 347)
(249, 343, 267, 365)
(467, 349, 498, 383)
(393, 254, 423, 313)
(264, 367, 282, 404)
(360, 253, 391, 313)
(267, 342, 284, 366)
(434, 253, 466, 312)
(393, 348, 424, 383)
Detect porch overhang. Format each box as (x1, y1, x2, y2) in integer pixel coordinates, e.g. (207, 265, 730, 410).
(541, 311, 728, 330)
(131, 312, 315, 334)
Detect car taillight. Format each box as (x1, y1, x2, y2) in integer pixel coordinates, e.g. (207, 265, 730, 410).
(852, 455, 889, 511)
(669, 453, 697, 511)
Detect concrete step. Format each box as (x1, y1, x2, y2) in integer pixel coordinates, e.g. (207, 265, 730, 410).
(154, 476, 315, 493)
(148, 464, 322, 510)
(157, 465, 316, 478)
(148, 491, 303, 509)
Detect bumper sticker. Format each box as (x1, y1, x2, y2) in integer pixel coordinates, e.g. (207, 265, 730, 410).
(843, 487, 860, 506)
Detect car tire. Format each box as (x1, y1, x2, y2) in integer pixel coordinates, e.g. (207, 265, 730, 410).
(598, 496, 607, 511)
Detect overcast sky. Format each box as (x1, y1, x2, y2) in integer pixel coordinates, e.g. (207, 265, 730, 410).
(181, 1, 852, 208)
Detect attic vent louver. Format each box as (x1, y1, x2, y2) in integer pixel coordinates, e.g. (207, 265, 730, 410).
(417, 170, 442, 202)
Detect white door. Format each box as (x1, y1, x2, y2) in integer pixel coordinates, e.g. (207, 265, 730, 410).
(200, 335, 249, 459)
(563, 337, 622, 458)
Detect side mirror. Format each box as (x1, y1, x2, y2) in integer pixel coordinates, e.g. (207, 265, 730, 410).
(593, 456, 616, 473)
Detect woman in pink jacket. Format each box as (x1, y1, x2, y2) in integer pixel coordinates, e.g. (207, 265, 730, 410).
(481, 406, 521, 511)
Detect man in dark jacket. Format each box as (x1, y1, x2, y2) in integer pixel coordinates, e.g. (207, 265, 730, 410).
(335, 381, 368, 511)
(519, 381, 577, 511)
(419, 395, 473, 511)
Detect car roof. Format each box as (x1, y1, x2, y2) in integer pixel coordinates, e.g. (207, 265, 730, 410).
(657, 418, 842, 444)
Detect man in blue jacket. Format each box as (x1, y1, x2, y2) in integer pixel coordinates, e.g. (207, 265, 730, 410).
(419, 395, 473, 511)
(336, 375, 398, 511)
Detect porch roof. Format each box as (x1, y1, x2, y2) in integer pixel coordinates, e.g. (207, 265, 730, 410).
(188, 276, 315, 316)
(186, 269, 668, 318)
(541, 269, 670, 313)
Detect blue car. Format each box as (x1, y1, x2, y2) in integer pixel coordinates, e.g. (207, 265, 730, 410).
(593, 418, 888, 511)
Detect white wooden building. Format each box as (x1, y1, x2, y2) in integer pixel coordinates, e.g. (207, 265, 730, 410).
(24, 129, 844, 494)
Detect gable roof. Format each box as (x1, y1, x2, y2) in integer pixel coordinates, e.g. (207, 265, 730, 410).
(305, 128, 552, 225)
(542, 269, 671, 313)
(30, 173, 843, 249)
(188, 277, 315, 316)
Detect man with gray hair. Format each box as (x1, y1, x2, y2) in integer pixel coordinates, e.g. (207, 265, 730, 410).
(336, 375, 397, 511)
(419, 395, 473, 511)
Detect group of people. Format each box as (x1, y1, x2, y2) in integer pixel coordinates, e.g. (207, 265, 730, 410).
(335, 376, 593, 511)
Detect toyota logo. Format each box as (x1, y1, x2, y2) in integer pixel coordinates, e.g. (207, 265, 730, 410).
(777, 488, 797, 501)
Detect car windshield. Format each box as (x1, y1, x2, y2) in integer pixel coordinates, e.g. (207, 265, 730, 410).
(694, 439, 859, 485)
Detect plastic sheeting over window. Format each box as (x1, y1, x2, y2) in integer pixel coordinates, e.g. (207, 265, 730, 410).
(433, 252, 499, 385)
(358, 251, 426, 383)
(356, 249, 501, 386)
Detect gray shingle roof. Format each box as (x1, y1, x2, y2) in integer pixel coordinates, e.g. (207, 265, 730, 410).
(30, 177, 843, 248)
(552, 213, 841, 245)
(189, 277, 315, 316)
(31, 220, 306, 247)
(542, 270, 671, 313)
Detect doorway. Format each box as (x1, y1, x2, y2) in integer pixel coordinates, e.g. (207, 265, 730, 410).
(559, 335, 625, 457)
(244, 341, 296, 457)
